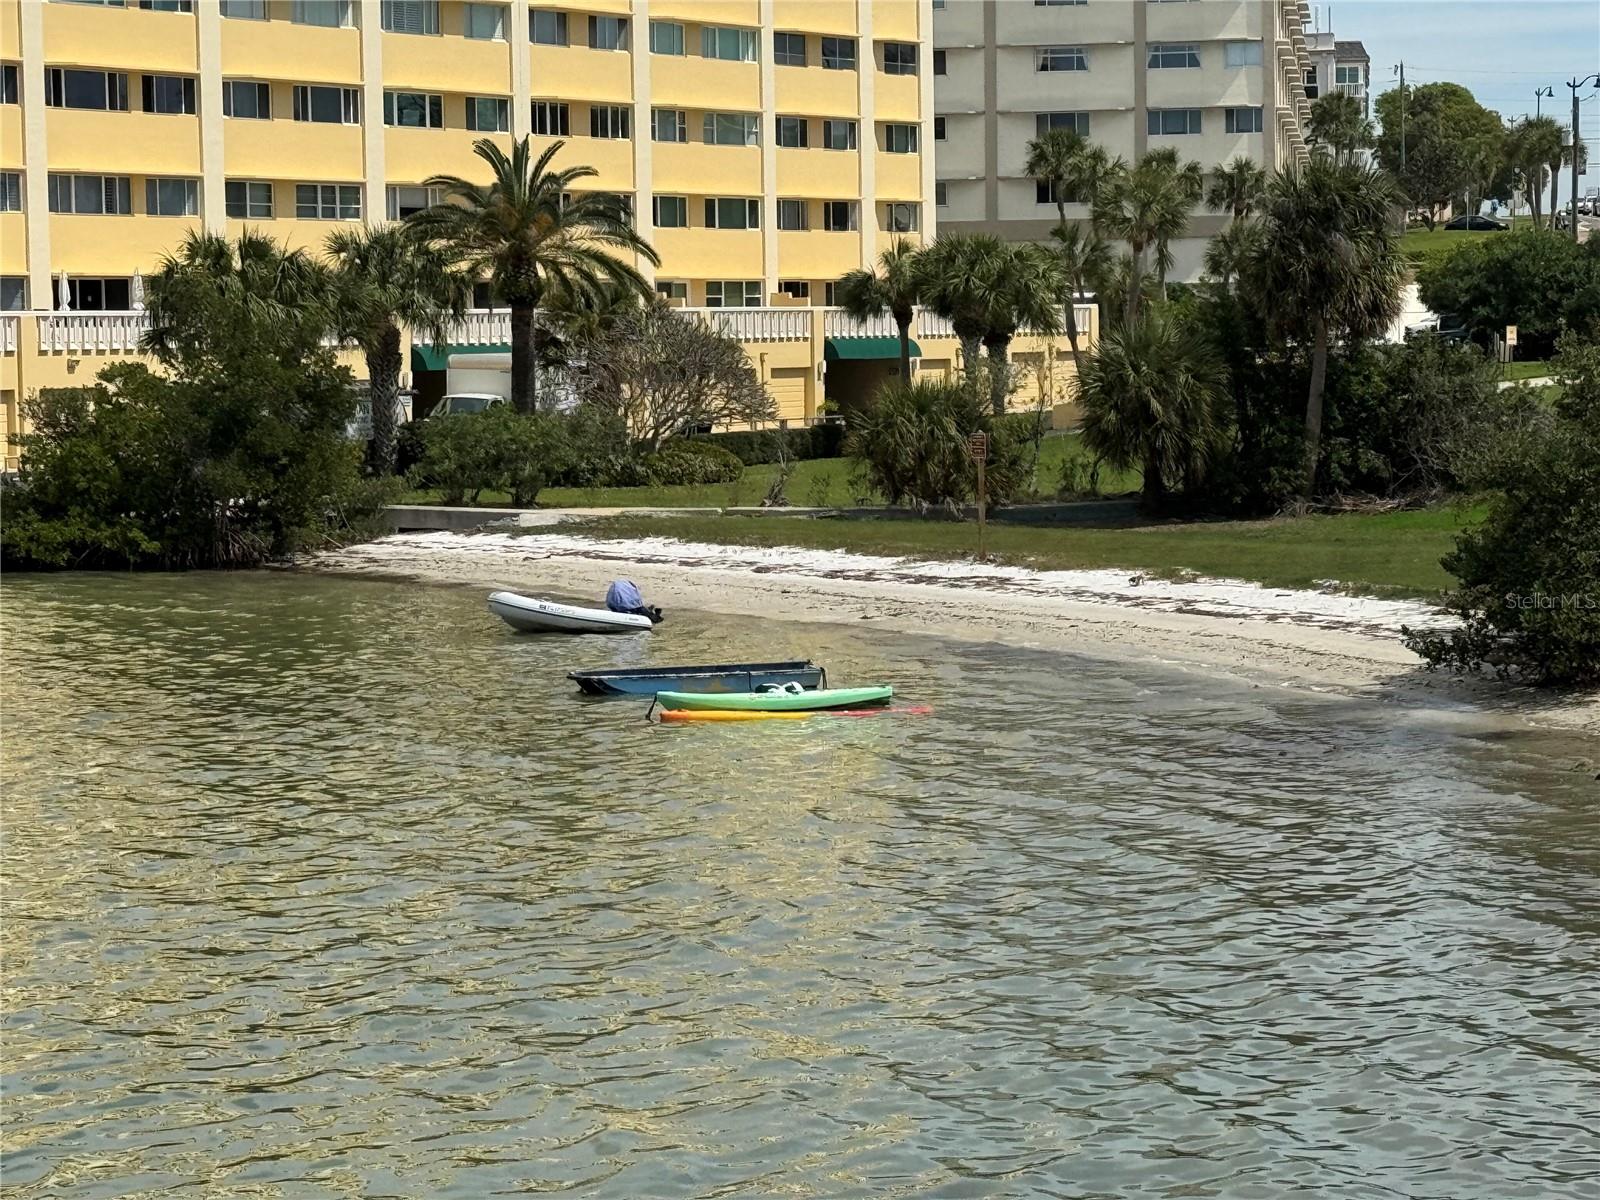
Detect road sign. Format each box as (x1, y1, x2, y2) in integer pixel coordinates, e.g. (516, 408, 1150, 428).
(968, 433, 988, 562)
(1506, 325, 1518, 347)
(967, 431, 988, 462)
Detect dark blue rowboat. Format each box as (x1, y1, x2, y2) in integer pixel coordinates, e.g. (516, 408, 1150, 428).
(569, 661, 826, 697)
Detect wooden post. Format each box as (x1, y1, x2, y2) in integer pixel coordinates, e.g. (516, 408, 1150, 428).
(968, 431, 988, 563)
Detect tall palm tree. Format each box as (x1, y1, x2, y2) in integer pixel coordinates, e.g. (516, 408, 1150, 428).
(325, 224, 472, 474)
(410, 137, 659, 414)
(917, 232, 1009, 388)
(1238, 159, 1406, 500)
(973, 243, 1065, 415)
(834, 238, 924, 383)
(1093, 150, 1202, 322)
(1201, 219, 1261, 291)
(1204, 156, 1267, 221)
(1513, 116, 1562, 226)
(1048, 222, 1113, 375)
(1076, 310, 1229, 512)
(1306, 93, 1373, 166)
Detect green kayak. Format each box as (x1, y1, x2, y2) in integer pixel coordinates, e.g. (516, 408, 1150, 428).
(655, 685, 893, 712)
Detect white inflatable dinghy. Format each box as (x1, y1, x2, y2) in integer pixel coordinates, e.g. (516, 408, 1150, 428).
(487, 591, 655, 635)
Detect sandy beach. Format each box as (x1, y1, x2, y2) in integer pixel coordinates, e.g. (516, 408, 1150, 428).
(313, 525, 1599, 740)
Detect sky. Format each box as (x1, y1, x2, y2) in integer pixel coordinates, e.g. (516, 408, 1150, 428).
(1317, 0, 1600, 179)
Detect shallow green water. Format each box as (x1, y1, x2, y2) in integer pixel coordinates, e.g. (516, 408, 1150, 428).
(3, 572, 1597, 1198)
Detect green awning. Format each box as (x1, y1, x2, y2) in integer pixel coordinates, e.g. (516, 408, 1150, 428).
(410, 343, 511, 373)
(825, 336, 920, 362)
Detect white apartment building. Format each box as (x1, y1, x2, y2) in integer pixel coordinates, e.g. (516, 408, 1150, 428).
(933, 0, 1315, 280)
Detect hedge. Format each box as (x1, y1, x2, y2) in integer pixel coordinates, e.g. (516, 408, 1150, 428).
(687, 423, 846, 465)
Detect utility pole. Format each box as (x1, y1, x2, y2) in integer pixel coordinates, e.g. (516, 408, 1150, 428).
(1393, 62, 1406, 172)
(1535, 86, 1552, 118)
(1570, 76, 1600, 243)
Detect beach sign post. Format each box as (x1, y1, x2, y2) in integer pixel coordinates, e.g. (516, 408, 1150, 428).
(968, 431, 988, 563)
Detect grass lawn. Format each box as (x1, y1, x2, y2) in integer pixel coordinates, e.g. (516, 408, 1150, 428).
(401, 431, 1144, 510)
(1400, 227, 1498, 264)
(1500, 359, 1553, 381)
(575, 507, 1481, 599)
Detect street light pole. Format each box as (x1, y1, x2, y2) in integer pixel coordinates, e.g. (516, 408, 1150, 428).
(1535, 85, 1552, 118)
(1570, 76, 1599, 243)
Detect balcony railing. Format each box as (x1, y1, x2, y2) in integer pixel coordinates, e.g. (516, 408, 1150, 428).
(825, 309, 898, 338)
(0, 315, 17, 355)
(37, 311, 151, 355)
(689, 306, 812, 343)
(416, 309, 511, 347)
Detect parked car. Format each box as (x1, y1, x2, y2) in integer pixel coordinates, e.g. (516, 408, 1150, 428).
(1442, 214, 1508, 231)
(429, 392, 507, 418)
(1405, 313, 1469, 343)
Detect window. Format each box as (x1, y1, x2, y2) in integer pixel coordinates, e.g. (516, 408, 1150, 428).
(1225, 106, 1263, 134)
(463, 3, 505, 39)
(821, 119, 857, 151)
(821, 37, 856, 70)
(933, 50, 946, 75)
(292, 0, 352, 27)
(1147, 108, 1202, 135)
(138, 0, 193, 10)
(1035, 0, 1086, 5)
(651, 108, 686, 142)
(883, 201, 919, 232)
(589, 104, 629, 139)
(1036, 179, 1077, 205)
(1035, 111, 1090, 137)
(141, 74, 195, 114)
(588, 15, 627, 50)
(778, 280, 809, 300)
(381, 0, 438, 34)
(47, 174, 133, 215)
(530, 9, 567, 45)
(777, 198, 807, 230)
(295, 182, 361, 219)
(0, 172, 20, 213)
(705, 280, 760, 308)
(655, 280, 687, 301)
(704, 197, 759, 229)
(934, 115, 946, 141)
(1, 64, 15, 105)
(773, 31, 805, 67)
(466, 96, 510, 132)
(55, 278, 132, 311)
(882, 123, 918, 154)
(776, 116, 807, 148)
(387, 183, 440, 218)
(222, 80, 270, 119)
(702, 26, 757, 62)
(1224, 41, 1263, 68)
(45, 69, 129, 111)
(531, 100, 569, 135)
(225, 179, 273, 218)
(703, 112, 757, 146)
(293, 84, 359, 124)
(1303, 68, 1319, 99)
(652, 195, 687, 227)
(145, 177, 199, 216)
(0, 277, 25, 311)
(1036, 46, 1087, 72)
(883, 42, 917, 76)
(1148, 43, 1201, 69)
(649, 20, 684, 54)
(1336, 64, 1364, 87)
(932, 0, 946, 8)
(220, 0, 267, 17)
(822, 200, 857, 232)
(824, 281, 837, 304)
(385, 91, 442, 128)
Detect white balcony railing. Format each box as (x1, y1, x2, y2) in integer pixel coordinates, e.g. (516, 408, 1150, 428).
(419, 309, 512, 347)
(37, 311, 151, 355)
(824, 309, 898, 338)
(687, 306, 811, 343)
(0, 315, 17, 355)
(915, 307, 955, 338)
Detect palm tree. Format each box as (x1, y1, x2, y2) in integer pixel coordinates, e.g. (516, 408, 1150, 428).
(1093, 150, 1202, 322)
(973, 243, 1065, 415)
(917, 232, 1009, 388)
(834, 238, 924, 383)
(1204, 156, 1267, 221)
(1306, 93, 1373, 166)
(1201, 219, 1261, 291)
(410, 137, 659, 414)
(325, 224, 472, 474)
(1513, 116, 1562, 226)
(1076, 310, 1229, 512)
(1238, 159, 1406, 500)
(142, 230, 331, 366)
(1048, 222, 1113, 375)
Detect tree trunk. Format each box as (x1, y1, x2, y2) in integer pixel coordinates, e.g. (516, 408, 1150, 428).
(1549, 165, 1561, 231)
(510, 303, 538, 415)
(1301, 319, 1329, 500)
(1141, 444, 1168, 513)
(1124, 245, 1143, 327)
(366, 322, 403, 475)
(958, 332, 982, 386)
(984, 336, 1010, 416)
(896, 314, 913, 383)
(1063, 301, 1084, 377)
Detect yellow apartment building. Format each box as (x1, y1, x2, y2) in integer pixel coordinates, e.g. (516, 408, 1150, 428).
(0, 0, 1094, 465)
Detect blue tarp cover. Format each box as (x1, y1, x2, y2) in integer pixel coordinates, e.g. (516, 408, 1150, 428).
(606, 580, 645, 612)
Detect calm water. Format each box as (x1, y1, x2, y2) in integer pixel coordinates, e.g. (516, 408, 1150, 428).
(3, 572, 1597, 1199)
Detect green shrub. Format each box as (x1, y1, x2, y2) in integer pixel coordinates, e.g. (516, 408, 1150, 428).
(1404, 331, 1600, 685)
(409, 408, 569, 506)
(641, 440, 745, 486)
(687, 423, 846, 465)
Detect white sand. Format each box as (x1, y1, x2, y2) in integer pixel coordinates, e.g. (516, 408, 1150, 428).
(313, 528, 1599, 740)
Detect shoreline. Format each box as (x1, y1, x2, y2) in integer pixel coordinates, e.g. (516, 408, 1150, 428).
(311, 530, 1599, 741)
